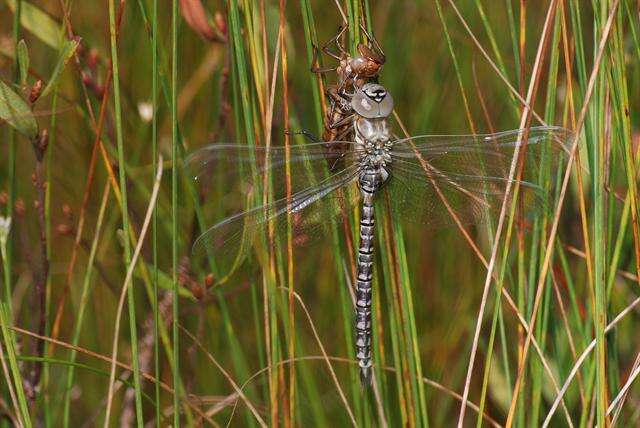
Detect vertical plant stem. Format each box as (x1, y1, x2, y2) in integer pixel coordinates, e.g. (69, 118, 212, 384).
(434, 0, 477, 133)
(130, 4, 233, 424)
(171, 0, 180, 425)
(507, 1, 620, 426)
(4, 0, 21, 323)
(594, 2, 612, 427)
(151, 0, 161, 424)
(108, 0, 144, 424)
(460, 1, 560, 424)
(43, 74, 59, 428)
(29, 132, 50, 401)
(518, 0, 526, 96)
(278, 0, 296, 424)
(299, 0, 324, 133)
(0, 303, 31, 428)
(610, 0, 640, 295)
(516, 4, 528, 422)
(62, 183, 111, 427)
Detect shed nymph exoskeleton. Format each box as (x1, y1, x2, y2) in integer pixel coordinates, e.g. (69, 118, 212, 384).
(310, 24, 386, 165)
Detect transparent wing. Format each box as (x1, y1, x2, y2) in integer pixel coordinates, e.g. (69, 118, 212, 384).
(187, 142, 362, 279)
(187, 141, 361, 192)
(392, 126, 571, 154)
(385, 126, 572, 228)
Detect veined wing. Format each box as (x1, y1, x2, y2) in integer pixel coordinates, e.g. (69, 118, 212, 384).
(187, 142, 362, 280)
(187, 141, 361, 194)
(385, 126, 572, 228)
(392, 126, 571, 155)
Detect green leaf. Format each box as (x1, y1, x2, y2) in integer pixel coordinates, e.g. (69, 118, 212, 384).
(6, 0, 62, 50)
(16, 40, 29, 86)
(0, 80, 38, 140)
(0, 303, 32, 428)
(41, 38, 80, 98)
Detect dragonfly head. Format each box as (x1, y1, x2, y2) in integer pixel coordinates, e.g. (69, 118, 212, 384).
(352, 83, 394, 119)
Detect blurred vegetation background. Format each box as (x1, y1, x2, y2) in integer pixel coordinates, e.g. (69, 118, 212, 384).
(1, 0, 640, 426)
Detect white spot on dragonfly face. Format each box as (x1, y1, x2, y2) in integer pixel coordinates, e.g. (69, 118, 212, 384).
(360, 98, 372, 112)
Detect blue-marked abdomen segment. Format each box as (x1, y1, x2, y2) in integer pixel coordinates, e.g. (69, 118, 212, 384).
(356, 196, 375, 385)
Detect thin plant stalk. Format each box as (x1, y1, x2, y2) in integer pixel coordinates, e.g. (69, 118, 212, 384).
(62, 183, 111, 427)
(104, 156, 163, 427)
(107, 0, 144, 424)
(0, 303, 31, 427)
(277, 0, 297, 424)
(171, 0, 180, 425)
(150, 0, 161, 424)
(4, 0, 22, 324)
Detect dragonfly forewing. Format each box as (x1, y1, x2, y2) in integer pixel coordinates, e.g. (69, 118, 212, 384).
(188, 142, 362, 280)
(385, 126, 572, 229)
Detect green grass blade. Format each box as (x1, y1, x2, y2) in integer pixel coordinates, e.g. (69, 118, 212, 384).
(107, 0, 144, 423)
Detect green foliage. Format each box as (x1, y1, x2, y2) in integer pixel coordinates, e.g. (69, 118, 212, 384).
(41, 38, 79, 98)
(16, 40, 29, 86)
(5, 0, 63, 50)
(0, 302, 32, 427)
(1, 0, 640, 426)
(0, 80, 36, 139)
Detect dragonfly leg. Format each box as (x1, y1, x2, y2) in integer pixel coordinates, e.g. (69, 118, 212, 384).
(310, 25, 349, 73)
(359, 22, 385, 60)
(333, 124, 354, 141)
(285, 129, 320, 143)
(310, 63, 338, 74)
(310, 43, 337, 73)
(326, 86, 353, 113)
(328, 113, 356, 131)
(333, 24, 349, 57)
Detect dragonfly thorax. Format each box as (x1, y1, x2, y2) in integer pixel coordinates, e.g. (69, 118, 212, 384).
(361, 139, 392, 168)
(355, 117, 393, 167)
(355, 117, 392, 195)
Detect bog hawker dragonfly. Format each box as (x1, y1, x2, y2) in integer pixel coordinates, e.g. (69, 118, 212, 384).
(187, 83, 570, 385)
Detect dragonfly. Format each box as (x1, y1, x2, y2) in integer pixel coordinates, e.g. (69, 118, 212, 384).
(187, 82, 571, 386)
(312, 22, 386, 158)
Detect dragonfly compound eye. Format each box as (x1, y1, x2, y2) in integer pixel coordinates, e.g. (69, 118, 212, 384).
(352, 83, 394, 119)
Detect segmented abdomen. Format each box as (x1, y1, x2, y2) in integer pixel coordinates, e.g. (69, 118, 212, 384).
(355, 190, 375, 385)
